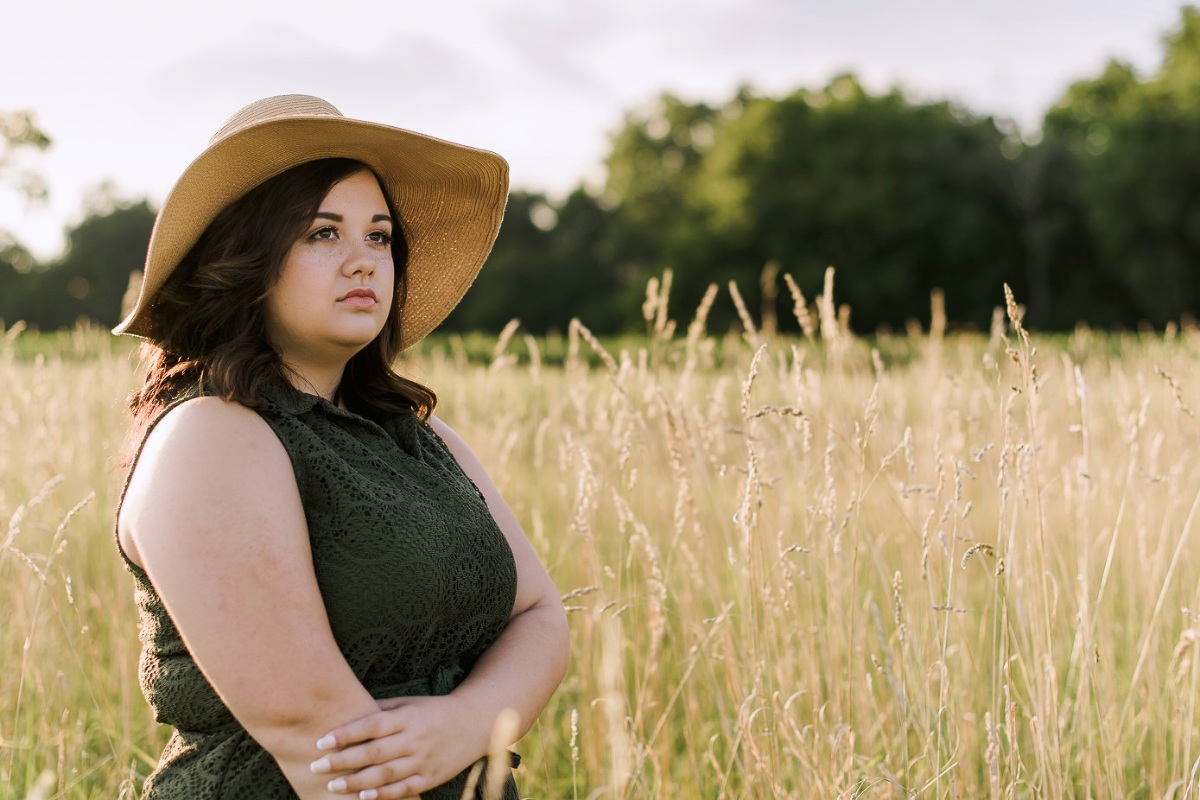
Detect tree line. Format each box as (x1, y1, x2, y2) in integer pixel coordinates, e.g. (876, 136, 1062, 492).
(5, 7, 1200, 335)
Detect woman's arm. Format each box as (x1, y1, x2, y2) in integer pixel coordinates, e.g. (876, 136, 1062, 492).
(309, 415, 570, 798)
(429, 414, 570, 739)
(120, 397, 382, 799)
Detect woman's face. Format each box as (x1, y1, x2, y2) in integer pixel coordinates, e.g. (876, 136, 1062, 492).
(265, 169, 396, 368)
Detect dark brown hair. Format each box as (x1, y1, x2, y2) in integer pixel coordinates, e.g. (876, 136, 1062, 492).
(126, 158, 436, 456)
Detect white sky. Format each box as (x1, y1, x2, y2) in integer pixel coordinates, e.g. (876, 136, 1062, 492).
(0, 0, 1187, 259)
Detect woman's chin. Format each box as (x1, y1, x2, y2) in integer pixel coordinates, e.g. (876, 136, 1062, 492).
(322, 318, 385, 346)
(334, 328, 387, 355)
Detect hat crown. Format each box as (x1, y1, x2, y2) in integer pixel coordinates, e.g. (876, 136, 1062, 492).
(209, 95, 344, 145)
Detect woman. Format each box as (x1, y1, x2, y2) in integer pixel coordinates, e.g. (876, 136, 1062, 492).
(113, 95, 569, 799)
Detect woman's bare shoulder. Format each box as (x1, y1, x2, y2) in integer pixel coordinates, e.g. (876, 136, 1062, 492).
(121, 397, 297, 565)
(150, 394, 272, 440)
(135, 396, 292, 493)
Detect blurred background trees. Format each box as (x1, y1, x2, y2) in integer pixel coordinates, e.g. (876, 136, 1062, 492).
(0, 109, 51, 327)
(7, 6, 1200, 335)
(473, 3, 1200, 334)
(1042, 6, 1200, 328)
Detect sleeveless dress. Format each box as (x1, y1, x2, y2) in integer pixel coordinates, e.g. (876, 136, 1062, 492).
(116, 379, 520, 799)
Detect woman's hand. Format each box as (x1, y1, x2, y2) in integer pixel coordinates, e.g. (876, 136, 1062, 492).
(308, 694, 486, 799)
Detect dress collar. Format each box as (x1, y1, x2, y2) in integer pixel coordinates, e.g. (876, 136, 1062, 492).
(259, 376, 323, 416)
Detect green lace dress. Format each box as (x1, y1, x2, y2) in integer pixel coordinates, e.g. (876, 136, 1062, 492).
(117, 380, 520, 799)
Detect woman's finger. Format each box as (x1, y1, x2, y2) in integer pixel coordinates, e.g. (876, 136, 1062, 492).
(311, 733, 410, 774)
(373, 773, 434, 800)
(321, 758, 425, 796)
(317, 708, 408, 750)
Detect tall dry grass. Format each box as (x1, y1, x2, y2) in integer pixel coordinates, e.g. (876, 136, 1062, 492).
(4, 277, 1200, 798)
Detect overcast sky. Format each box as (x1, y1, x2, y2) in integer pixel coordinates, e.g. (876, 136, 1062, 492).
(0, 0, 1188, 259)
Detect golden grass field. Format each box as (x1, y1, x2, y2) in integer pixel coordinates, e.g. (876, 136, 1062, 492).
(5, 280, 1200, 798)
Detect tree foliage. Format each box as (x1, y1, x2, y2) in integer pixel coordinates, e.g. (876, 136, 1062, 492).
(1, 191, 154, 331)
(0, 109, 51, 206)
(686, 77, 1026, 331)
(0, 109, 51, 328)
(1042, 6, 1200, 326)
(447, 189, 624, 334)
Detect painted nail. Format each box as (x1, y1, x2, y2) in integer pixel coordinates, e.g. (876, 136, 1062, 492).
(309, 757, 331, 774)
(316, 735, 337, 750)
(327, 778, 347, 793)
(359, 791, 379, 800)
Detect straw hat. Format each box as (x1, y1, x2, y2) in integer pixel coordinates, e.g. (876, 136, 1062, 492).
(113, 94, 509, 350)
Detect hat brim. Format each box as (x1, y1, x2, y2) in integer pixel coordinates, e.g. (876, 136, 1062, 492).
(113, 115, 508, 351)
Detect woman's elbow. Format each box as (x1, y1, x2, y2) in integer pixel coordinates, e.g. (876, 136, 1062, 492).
(235, 685, 371, 761)
(240, 698, 327, 758)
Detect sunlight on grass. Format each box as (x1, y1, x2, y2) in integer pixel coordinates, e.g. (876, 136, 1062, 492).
(4, 281, 1200, 797)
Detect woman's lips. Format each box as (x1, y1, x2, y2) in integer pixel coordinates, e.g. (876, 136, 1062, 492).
(339, 288, 378, 307)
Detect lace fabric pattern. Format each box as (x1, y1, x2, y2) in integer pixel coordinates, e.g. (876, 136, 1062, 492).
(118, 381, 520, 799)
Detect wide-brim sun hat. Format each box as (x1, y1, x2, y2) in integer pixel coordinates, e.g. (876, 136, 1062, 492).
(113, 94, 509, 350)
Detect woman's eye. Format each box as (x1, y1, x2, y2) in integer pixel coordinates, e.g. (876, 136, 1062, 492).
(310, 226, 337, 240)
(368, 231, 393, 245)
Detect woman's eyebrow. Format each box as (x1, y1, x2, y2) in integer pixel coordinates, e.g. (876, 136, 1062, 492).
(312, 212, 392, 224)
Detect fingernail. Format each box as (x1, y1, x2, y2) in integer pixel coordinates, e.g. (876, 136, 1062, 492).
(309, 757, 331, 774)
(359, 792, 378, 800)
(316, 735, 337, 750)
(327, 778, 347, 793)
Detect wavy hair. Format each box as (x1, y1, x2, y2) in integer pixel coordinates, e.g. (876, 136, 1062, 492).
(126, 158, 436, 458)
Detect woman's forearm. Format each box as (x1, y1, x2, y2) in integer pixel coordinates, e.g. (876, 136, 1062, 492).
(451, 598, 571, 754)
(424, 417, 571, 747)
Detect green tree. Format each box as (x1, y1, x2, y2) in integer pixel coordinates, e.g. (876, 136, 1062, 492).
(0, 109, 51, 206)
(447, 188, 625, 334)
(0, 235, 35, 326)
(0, 109, 51, 327)
(13, 188, 155, 330)
(1010, 139, 1107, 329)
(604, 78, 1029, 332)
(602, 92, 722, 306)
(1042, 6, 1200, 326)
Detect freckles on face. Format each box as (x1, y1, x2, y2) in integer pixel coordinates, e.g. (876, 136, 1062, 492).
(265, 170, 396, 363)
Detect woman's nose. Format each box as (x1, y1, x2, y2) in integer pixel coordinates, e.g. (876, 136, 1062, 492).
(343, 243, 378, 277)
